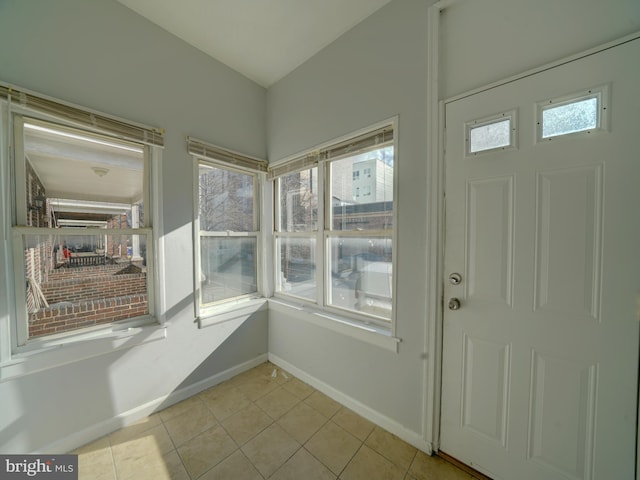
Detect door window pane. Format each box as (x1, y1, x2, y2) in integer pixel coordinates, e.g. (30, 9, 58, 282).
(541, 97, 598, 139)
(468, 118, 512, 153)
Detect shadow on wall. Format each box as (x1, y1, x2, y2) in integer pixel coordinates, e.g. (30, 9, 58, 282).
(157, 308, 269, 411)
(0, 291, 267, 454)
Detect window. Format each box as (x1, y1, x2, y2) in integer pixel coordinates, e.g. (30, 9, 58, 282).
(537, 86, 607, 141)
(465, 110, 517, 155)
(272, 122, 395, 327)
(189, 137, 267, 320)
(3, 85, 164, 347)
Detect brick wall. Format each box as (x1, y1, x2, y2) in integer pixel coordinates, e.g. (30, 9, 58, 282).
(28, 294, 148, 338)
(41, 273, 147, 305)
(47, 265, 127, 281)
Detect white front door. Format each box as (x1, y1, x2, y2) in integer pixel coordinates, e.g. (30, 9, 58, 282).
(440, 37, 640, 480)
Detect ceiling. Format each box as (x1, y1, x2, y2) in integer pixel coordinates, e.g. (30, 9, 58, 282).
(116, 0, 393, 87)
(24, 121, 144, 224)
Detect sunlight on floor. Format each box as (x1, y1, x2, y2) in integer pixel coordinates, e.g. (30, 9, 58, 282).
(72, 362, 477, 479)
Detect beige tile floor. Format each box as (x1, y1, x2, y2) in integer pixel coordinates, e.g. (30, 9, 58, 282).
(72, 362, 480, 480)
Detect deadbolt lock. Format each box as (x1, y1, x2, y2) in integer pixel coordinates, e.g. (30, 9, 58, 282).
(448, 298, 461, 310)
(449, 273, 462, 285)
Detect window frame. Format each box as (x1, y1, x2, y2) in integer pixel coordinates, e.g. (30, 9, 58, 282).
(273, 165, 320, 305)
(271, 119, 398, 333)
(5, 105, 164, 353)
(190, 139, 267, 325)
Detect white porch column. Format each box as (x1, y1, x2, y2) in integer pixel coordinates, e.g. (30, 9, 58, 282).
(131, 205, 142, 261)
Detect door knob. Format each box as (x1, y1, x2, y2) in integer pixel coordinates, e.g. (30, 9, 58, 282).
(448, 298, 461, 310)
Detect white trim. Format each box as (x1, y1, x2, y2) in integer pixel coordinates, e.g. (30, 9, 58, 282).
(260, 174, 274, 298)
(150, 145, 166, 324)
(198, 297, 267, 329)
(35, 353, 268, 454)
(268, 298, 400, 352)
(268, 353, 432, 454)
(13, 116, 27, 226)
(192, 155, 201, 319)
(0, 101, 12, 364)
(424, 0, 452, 453)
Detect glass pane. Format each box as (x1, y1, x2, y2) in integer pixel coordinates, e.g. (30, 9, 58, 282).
(277, 237, 316, 300)
(23, 120, 146, 228)
(23, 233, 149, 339)
(469, 119, 511, 153)
(200, 237, 257, 304)
(327, 236, 392, 320)
(542, 97, 598, 139)
(329, 146, 393, 231)
(199, 164, 255, 232)
(278, 168, 318, 232)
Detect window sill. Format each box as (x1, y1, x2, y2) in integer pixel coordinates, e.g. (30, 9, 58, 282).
(0, 322, 166, 383)
(198, 297, 268, 329)
(268, 298, 401, 353)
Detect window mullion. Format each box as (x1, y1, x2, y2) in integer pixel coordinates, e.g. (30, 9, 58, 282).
(317, 160, 327, 307)
(11, 230, 29, 346)
(143, 146, 151, 225)
(13, 115, 27, 226)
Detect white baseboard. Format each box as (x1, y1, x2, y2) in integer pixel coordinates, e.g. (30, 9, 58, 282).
(268, 353, 433, 455)
(39, 351, 434, 455)
(38, 353, 269, 454)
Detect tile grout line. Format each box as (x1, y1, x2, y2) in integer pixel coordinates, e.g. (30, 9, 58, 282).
(157, 409, 190, 480)
(79, 364, 461, 480)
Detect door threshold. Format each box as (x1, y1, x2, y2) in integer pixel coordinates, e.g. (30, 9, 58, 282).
(437, 451, 493, 480)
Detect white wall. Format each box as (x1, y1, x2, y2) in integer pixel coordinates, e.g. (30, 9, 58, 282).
(0, 0, 267, 453)
(2, 0, 636, 457)
(267, 0, 435, 442)
(440, 0, 640, 98)
(266, 0, 640, 448)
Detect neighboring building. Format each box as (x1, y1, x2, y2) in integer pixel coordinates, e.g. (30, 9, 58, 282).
(351, 153, 393, 203)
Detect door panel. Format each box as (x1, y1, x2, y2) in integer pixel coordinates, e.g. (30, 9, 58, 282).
(534, 166, 602, 320)
(466, 176, 514, 306)
(462, 335, 511, 447)
(441, 37, 639, 480)
(527, 351, 598, 479)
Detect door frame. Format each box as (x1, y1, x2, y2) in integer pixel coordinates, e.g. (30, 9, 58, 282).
(424, 3, 640, 469)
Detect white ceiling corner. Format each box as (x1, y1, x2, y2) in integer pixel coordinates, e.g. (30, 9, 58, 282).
(116, 0, 393, 87)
